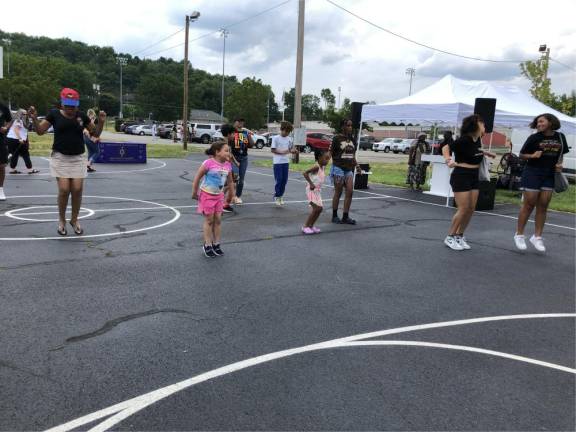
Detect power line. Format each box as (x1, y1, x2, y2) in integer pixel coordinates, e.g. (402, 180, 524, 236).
(325, 0, 536, 64)
(133, 28, 185, 56)
(139, 0, 293, 59)
(550, 57, 576, 72)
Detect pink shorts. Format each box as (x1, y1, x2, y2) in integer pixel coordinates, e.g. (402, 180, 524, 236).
(197, 191, 224, 215)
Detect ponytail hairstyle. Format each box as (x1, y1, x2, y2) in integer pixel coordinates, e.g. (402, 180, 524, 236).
(205, 140, 228, 156)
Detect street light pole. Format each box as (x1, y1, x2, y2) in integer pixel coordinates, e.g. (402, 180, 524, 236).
(406, 67, 416, 96)
(117, 57, 127, 118)
(337, 86, 341, 109)
(182, 11, 200, 150)
(220, 29, 229, 121)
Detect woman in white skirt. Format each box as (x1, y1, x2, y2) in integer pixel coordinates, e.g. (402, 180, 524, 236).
(28, 88, 105, 235)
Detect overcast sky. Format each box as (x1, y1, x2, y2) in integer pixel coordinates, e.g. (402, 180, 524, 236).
(2, 0, 575, 107)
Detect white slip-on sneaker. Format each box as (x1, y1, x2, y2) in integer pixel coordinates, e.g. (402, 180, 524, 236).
(0, 188, 6, 201)
(529, 235, 546, 252)
(456, 236, 471, 250)
(274, 197, 282, 207)
(514, 234, 527, 251)
(444, 235, 463, 251)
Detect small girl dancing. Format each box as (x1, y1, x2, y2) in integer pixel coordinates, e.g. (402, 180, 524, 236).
(302, 150, 331, 234)
(192, 141, 235, 257)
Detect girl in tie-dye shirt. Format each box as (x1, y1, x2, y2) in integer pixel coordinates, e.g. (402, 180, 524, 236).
(192, 141, 234, 258)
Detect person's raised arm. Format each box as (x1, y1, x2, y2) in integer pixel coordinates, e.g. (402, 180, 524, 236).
(27, 106, 51, 135)
(87, 111, 106, 137)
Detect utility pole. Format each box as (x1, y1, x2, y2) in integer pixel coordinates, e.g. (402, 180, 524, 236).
(2, 38, 11, 110)
(338, 86, 341, 109)
(220, 29, 229, 121)
(117, 57, 127, 118)
(406, 67, 416, 96)
(292, 0, 305, 164)
(266, 88, 271, 126)
(182, 11, 200, 150)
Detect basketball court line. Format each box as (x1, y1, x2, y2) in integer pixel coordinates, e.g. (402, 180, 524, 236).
(45, 313, 576, 432)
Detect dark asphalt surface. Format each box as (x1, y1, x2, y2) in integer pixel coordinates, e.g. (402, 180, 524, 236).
(0, 155, 574, 431)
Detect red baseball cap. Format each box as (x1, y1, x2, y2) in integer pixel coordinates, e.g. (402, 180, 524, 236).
(60, 88, 80, 107)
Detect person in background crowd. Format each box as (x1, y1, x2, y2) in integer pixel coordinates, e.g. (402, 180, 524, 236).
(29, 88, 105, 236)
(83, 109, 100, 173)
(271, 121, 294, 206)
(514, 113, 569, 253)
(406, 133, 430, 191)
(437, 130, 454, 155)
(6, 109, 38, 174)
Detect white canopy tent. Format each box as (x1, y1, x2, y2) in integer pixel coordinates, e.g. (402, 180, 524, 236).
(361, 74, 576, 134)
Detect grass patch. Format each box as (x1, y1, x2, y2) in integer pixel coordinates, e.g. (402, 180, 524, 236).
(253, 159, 576, 213)
(27, 133, 203, 158)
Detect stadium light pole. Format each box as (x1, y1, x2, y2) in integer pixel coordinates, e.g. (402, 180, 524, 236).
(406, 67, 416, 96)
(117, 57, 128, 118)
(182, 11, 201, 150)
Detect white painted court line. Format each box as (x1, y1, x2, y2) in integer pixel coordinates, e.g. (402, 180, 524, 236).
(0, 196, 180, 241)
(45, 313, 576, 432)
(35, 158, 167, 175)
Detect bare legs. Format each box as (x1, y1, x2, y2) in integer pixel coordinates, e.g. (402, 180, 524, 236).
(304, 203, 322, 228)
(203, 213, 222, 245)
(516, 190, 552, 237)
(57, 177, 84, 231)
(448, 190, 479, 236)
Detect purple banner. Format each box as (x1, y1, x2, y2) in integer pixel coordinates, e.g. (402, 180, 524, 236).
(96, 142, 147, 164)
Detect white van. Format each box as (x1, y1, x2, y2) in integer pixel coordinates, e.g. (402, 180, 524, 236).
(511, 129, 575, 178)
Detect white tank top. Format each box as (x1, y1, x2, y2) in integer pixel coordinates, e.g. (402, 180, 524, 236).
(7, 120, 28, 140)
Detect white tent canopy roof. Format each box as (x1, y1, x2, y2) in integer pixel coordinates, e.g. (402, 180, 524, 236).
(362, 75, 576, 133)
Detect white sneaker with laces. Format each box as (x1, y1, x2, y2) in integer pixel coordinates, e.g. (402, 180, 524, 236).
(514, 234, 527, 250)
(444, 235, 463, 251)
(0, 188, 5, 201)
(456, 236, 471, 250)
(529, 235, 546, 252)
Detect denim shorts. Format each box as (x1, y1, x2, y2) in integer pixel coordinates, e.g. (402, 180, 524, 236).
(521, 166, 555, 191)
(330, 165, 354, 184)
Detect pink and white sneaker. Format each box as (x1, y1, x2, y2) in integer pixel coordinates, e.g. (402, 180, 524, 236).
(311, 227, 321, 234)
(301, 227, 314, 235)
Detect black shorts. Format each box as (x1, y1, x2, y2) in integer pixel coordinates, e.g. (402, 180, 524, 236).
(0, 137, 7, 165)
(450, 167, 479, 192)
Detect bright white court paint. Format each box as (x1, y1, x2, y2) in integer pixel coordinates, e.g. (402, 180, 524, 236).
(0, 196, 180, 241)
(45, 313, 576, 432)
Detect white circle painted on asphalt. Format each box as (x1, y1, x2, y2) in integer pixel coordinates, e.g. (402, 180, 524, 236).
(0, 195, 180, 241)
(5, 206, 95, 222)
(34, 158, 167, 175)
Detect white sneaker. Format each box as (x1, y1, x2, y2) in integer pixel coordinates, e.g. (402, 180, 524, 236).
(280, 197, 285, 205)
(456, 236, 471, 250)
(274, 197, 282, 207)
(0, 188, 5, 201)
(235, 197, 243, 204)
(529, 235, 546, 252)
(514, 234, 527, 251)
(444, 235, 463, 251)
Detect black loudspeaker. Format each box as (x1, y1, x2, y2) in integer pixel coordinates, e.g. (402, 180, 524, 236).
(351, 102, 365, 129)
(474, 98, 496, 133)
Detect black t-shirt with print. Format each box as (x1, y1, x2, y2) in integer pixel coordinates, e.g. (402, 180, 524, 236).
(520, 132, 569, 171)
(449, 135, 484, 165)
(230, 128, 250, 158)
(45, 109, 91, 155)
(330, 134, 357, 170)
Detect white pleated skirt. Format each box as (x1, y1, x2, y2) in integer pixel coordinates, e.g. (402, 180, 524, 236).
(50, 152, 87, 179)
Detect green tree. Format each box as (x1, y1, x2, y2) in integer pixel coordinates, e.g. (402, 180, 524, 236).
(135, 73, 181, 121)
(320, 88, 336, 109)
(225, 77, 270, 129)
(520, 58, 553, 105)
(550, 91, 576, 117)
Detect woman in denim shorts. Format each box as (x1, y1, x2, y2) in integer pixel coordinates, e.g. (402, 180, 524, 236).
(514, 113, 569, 252)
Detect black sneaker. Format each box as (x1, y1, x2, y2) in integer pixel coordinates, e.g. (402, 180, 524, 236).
(331, 216, 342, 224)
(341, 217, 356, 225)
(223, 205, 234, 213)
(203, 244, 217, 258)
(212, 244, 224, 256)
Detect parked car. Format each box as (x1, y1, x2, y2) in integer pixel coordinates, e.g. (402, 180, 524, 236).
(189, 123, 220, 144)
(261, 132, 273, 147)
(296, 132, 333, 153)
(249, 130, 268, 149)
(119, 120, 138, 132)
(359, 135, 375, 150)
(132, 124, 153, 136)
(392, 139, 414, 154)
(124, 124, 142, 135)
(157, 123, 175, 139)
(373, 138, 402, 152)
